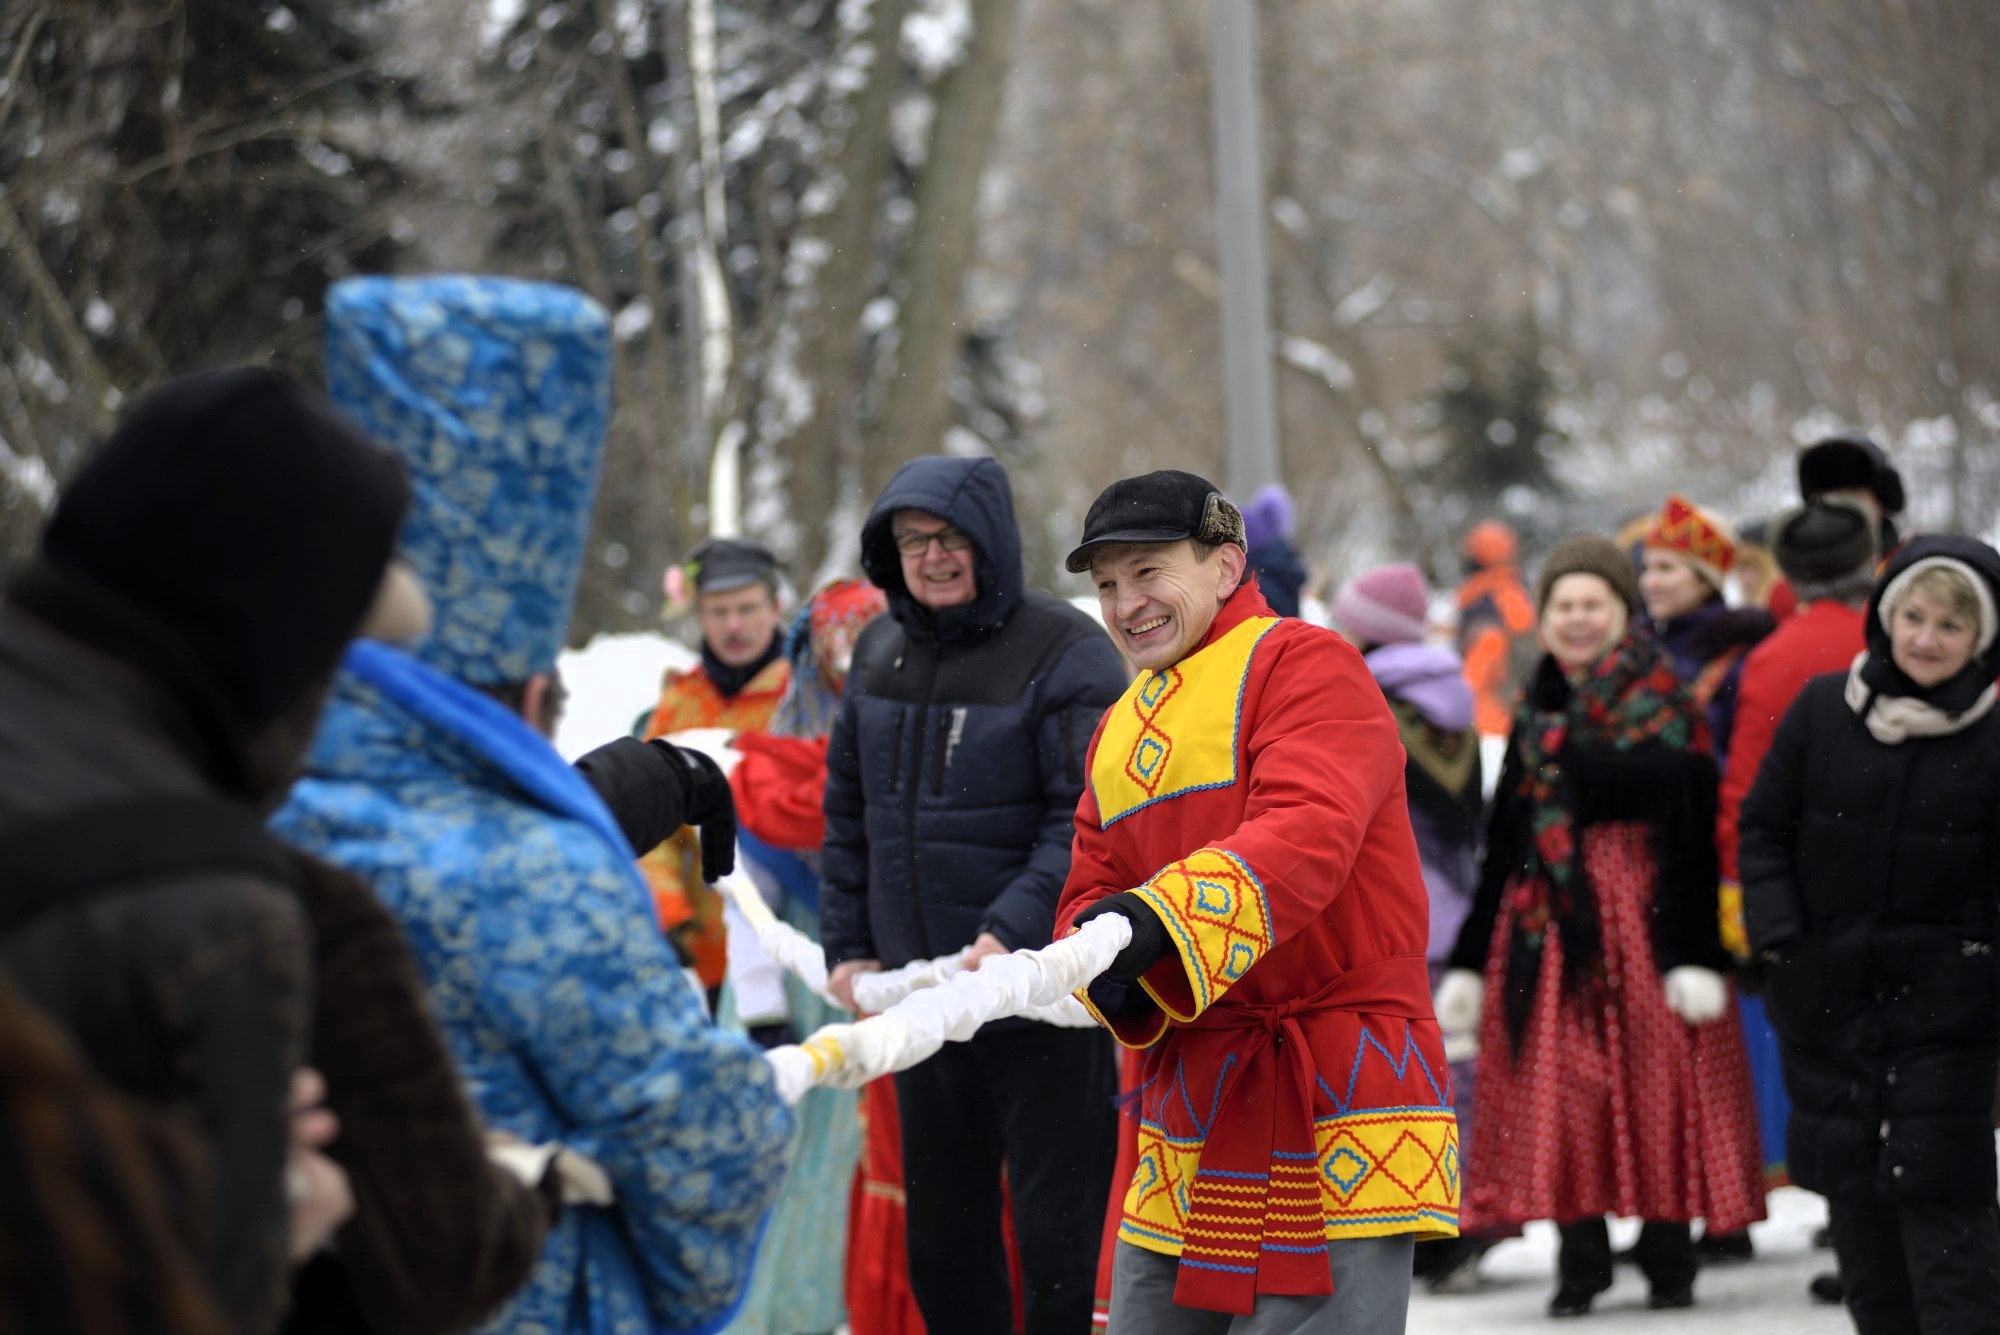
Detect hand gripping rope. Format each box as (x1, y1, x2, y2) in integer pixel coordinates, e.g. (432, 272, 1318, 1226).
(716, 872, 1128, 1105)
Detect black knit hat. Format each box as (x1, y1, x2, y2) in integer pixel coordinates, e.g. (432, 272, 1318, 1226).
(686, 537, 778, 594)
(1535, 533, 1642, 616)
(39, 367, 409, 731)
(1770, 497, 1877, 584)
(1064, 469, 1246, 573)
(1799, 434, 1905, 516)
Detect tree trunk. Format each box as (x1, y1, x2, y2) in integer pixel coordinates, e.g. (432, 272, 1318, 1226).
(867, 0, 1023, 499)
(774, 0, 913, 581)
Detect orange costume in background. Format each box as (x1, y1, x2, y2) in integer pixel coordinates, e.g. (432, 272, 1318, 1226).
(639, 656, 789, 986)
(1055, 583, 1459, 1317)
(1456, 520, 1536, 737)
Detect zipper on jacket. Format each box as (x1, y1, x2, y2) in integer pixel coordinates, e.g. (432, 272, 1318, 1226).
(905, 649, 939, 958)
(932, 707, 966, 797)
(885, 709, 906, 794)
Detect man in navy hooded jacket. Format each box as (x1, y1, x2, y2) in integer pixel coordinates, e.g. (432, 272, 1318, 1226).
(821, 455, 1124, 1332)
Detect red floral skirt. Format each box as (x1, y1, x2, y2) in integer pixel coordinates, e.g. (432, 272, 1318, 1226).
(1463, 821, 1766, 1234)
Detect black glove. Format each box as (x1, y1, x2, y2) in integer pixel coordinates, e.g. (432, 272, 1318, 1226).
(571, 737, 735, 879)
(669, 745, 736, 883)
(1074, 892, 1174, 982)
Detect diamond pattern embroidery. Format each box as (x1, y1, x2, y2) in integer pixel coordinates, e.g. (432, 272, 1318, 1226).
(1324, 1145, 1372, 1197)
(1143, 851, 1273, 1011)
(1123, 669, 1183, 798)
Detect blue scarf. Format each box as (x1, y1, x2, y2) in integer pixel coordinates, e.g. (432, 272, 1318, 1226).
(341, 640, 642, 895)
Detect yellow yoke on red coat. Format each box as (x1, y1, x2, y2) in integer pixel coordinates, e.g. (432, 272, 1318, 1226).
(640, 657, 790, 986)
(1053, 586, 1459, 1316)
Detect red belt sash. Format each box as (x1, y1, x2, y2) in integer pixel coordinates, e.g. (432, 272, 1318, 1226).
(1171, 952, 1433, 1315)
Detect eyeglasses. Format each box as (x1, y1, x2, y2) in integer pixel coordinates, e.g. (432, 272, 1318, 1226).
(893, 527, 974, 555)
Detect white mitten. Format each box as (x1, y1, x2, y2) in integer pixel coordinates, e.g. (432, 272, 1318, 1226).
(1663, 966, 1729, 1025)
(1433, 969, 1484, 1035)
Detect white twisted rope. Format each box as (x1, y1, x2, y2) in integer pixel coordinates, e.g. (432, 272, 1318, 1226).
(715, 873, 1128, 1105)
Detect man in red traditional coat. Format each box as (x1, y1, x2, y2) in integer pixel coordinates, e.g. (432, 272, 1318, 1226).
(1054, 470, 1459, 1333)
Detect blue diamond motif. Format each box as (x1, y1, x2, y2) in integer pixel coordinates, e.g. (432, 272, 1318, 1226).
(1140, 672, 1169, 707)
(1442, 1144, 1460, 1195)
(1194, 878, 1233, 915)
(1324, 1147, 1371, 1194)
(1224, 942, 1255, 979)
(1135, 737, 1165, 777)
(1174, 1181, 1192, 1219)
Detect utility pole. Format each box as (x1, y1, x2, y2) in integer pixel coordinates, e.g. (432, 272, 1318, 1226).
(1208, 0, 1281, 496)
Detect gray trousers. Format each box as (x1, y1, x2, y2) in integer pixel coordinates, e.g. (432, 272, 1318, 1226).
(1105, 1236, 1414, 1335)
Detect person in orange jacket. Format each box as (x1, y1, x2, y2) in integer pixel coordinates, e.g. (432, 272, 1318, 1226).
(639, 538, 790, 994)
(1454, 520, 1537, 737)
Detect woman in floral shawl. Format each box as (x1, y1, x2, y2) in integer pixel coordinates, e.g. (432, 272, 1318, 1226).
(1434, 535, 1764, 1318)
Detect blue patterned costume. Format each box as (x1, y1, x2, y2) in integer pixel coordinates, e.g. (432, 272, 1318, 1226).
(276, 276, 792, 1335)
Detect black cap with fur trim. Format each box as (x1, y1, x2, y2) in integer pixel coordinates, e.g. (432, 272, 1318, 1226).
(1535, 533, 1642, 617)
(1065, 469, 1246, 573)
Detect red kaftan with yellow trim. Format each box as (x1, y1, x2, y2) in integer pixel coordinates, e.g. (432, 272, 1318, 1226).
(1053, 585, 1459, 1316)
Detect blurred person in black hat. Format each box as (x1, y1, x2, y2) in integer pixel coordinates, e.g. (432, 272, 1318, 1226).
(1712, 495, 1881, 1308)
(637, 535, 790, 998)
(0, 366, 422, 1332)
(820, 455, 1126, 1335)
(1799, 432, 1907, 558)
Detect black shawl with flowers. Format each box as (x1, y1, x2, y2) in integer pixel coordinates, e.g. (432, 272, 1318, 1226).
(1448, 632, 1727, 1046)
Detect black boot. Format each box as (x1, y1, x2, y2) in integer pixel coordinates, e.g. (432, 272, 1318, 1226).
(1634, 1220, 1697, 1310)
(1693, 1228, 1754, 1264)
(1550, 1218, 1615, 1318)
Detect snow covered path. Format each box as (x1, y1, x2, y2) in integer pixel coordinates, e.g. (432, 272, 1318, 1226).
(1408, 1188, 1848, 1333)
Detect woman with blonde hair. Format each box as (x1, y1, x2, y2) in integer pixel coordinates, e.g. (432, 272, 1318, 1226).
(1741, 535, 2000, 1333)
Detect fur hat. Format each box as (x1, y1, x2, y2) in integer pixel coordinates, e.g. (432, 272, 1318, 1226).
(1536, 534, 1642, 617)
(1770, 497, 1877, 586)
(1642, 494, 1736, 590)
(1800, 434, 1905, 516)
(1332, 563, 1430, 647)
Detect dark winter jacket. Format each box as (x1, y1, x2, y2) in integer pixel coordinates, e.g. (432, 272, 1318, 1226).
(1739, 536, 2000, 1204)
(1247, 541, 1308, 620)
(0, 567, 314, 1335)
(283, 849, 556, 1335)
(820, 456, 1126, 969)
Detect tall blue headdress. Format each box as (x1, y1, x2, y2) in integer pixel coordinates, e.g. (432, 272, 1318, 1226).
(324, 275, 612, 685)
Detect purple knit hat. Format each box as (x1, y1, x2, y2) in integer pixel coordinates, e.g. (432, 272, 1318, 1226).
(1332, 562, 1431, 647)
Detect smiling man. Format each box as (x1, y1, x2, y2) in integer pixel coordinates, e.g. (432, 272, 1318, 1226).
(820, 454, 1126, 1334)
(1054, 469, 1460, 1334)
(641, 537, 790, 994)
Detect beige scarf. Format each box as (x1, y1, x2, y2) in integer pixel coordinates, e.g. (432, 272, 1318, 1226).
(1843, 650, 1998, 744)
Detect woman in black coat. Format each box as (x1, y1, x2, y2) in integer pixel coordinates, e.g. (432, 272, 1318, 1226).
(1740, 534, 2000, 1335)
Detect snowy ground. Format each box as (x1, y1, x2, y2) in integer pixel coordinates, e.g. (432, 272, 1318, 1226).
(1407, 1188, 1847, 1333)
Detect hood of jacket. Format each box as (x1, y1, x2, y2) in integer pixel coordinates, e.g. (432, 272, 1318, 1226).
(859, 455, 1025, 645)
(1364, 641, 1475, 732)
(1856, 533, 2000, 709)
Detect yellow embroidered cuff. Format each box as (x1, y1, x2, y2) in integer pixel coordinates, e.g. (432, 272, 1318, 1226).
(1131, 848, 1274, 1021)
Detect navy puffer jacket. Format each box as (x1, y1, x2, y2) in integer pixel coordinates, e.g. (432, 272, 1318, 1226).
(819, 456, 1126, 969)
